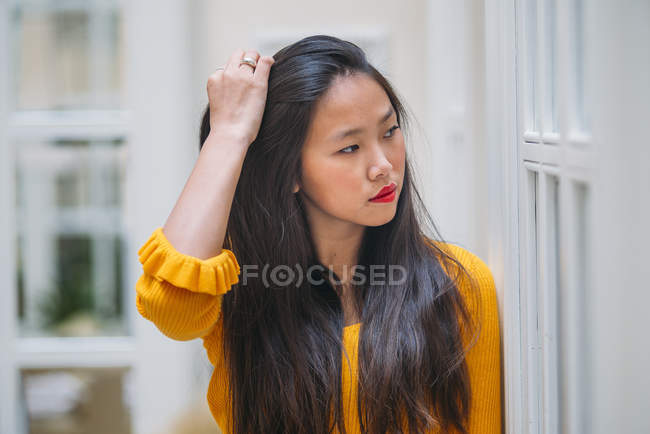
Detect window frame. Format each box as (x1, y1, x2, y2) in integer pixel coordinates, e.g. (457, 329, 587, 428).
(515, 0, 594, 433)
(0, 2, 203, 434)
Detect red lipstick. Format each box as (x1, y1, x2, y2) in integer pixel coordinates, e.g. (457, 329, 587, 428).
(369, 182, 397, 203)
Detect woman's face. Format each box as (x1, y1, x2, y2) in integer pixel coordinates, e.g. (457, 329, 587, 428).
(296, 73, 406, 230)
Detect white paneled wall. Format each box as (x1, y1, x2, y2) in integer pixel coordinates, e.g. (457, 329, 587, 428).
(516, 0, 596, 432)
(486, 1, 650, 433)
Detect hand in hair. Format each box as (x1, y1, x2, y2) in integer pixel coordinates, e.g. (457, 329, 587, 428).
(206, 49, 275, 147)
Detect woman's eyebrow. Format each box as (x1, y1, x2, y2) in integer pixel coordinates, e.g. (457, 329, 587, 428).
(330, 106, 394, 142)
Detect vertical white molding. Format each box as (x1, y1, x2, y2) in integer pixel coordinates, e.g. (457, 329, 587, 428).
(541, 172, 560, 434)
(484, 0, 522, 433)
(0, 1, 21, 432)
(519, 163, 540, 434)
(123, 1, 201, 433)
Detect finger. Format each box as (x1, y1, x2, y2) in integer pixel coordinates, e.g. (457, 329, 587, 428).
(225, 48, 245, 72)
(253, 55, 275, 84)
(238, 50, 260, 74)
(210, 68, 225, 80)
(206, 68, 224, 96)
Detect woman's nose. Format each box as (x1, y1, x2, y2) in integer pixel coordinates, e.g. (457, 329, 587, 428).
(368, 146, 393, 180)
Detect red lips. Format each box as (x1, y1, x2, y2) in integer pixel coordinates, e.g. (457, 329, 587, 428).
(370, 182, 397, 200)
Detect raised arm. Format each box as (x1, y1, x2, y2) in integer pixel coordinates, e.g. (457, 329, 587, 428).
(135, 49, 275, 341)
(163, 49, 275, 259)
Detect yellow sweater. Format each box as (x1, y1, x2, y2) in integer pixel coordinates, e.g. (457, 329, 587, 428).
(135, 227, 502, 433)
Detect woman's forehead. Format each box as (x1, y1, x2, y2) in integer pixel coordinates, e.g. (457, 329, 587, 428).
(306, 75, 394, 144)
(317, 74, 389, 117)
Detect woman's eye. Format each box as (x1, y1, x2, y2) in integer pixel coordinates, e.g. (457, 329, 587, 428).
(338, 126, 399, 154)
(384, 125, 400, 138)
(339, 144, 359, 154)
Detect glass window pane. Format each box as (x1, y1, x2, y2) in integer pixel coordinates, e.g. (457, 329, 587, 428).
(15, 138, 128, 337)
(573, 0, 589, 133)
(544, 174, 561, 432)
(525, 0, 539, 132)
(12, 1, 123, 110)
(528, 169, 542, 434)
(544, 0, 558, 133)
(20, 367, 133, 434)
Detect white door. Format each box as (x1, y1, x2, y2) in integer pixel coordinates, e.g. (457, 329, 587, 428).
(485, 0, 650, 433)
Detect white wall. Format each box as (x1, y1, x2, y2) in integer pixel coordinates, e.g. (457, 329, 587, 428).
(124, 1, 209, 433)
(588, 1, 650, 432)
(426, 0, 489, 255)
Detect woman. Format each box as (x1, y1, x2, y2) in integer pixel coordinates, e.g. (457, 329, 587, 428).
(135, 35, 502, 434)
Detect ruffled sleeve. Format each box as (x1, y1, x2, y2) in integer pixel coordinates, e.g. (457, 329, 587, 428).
(138, 227, 240, 295)
(135, 227, 241, 341)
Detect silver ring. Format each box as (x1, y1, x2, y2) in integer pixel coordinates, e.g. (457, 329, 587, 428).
(215, 67, 225, 71)
(239, 57, 257, 70)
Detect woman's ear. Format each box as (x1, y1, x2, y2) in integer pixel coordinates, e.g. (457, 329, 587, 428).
(293, 175, 301, 194)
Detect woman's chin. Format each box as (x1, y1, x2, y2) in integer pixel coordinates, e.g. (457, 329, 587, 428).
(362, 207, 397, 227)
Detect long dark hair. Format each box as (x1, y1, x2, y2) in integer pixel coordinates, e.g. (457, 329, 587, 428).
(198, 35, 482, 434)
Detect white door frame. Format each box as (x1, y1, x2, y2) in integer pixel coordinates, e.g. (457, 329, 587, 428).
(484, 0, 522, 433)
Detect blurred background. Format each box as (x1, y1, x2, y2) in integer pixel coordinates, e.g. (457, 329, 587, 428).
(0, 0, 648, 433)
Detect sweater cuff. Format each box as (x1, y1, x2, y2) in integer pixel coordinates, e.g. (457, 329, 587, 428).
(137, 227, 240, 295)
